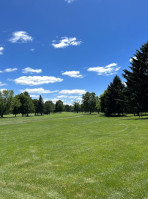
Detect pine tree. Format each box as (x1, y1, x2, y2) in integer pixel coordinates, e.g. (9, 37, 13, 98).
(100, 76, 125, 116)
(123, 42, 148, 115)
(38, 95, 44, 116)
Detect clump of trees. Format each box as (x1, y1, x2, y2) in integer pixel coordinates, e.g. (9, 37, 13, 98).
(0, 90, 14, 117)
(100, 41, 148, 116)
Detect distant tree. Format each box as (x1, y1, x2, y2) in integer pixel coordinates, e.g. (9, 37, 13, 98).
(44, 101, 54, 114)
(0, 90, 14, 117)
(18, 92, 35, 117)
(38, 95, 44, 116)
(11, 95, 21, 117)
(55, 100, 64, 113)
(123, 41, 148, 116)
(82, 92, 97, 114)
(95, 96, 100, 114)
(73, 102, 81, 113)
(32, 99, 39, 116)
(65, 104, 73, 112)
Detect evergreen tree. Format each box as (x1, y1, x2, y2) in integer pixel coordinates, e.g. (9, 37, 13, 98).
(123, 42, 148, 115)
(38, 95, 44, 116)
(100, 76, 125, 116)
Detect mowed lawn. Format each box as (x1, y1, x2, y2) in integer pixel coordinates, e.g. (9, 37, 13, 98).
(0, 113, 148, 199)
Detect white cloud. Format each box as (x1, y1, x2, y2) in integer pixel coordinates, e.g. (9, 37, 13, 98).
(9, 31, 33, 43)
(0, 89, 7, 92)
(87, 63, 120, 76)
(59, 89, 86, 95)
(30, 95, 39, 98)
(30, 48, 35, 52)
(62, 71, 83, 78)
(14, 76, 63, 86)
(20, 88, 58, 94)
(0, 47, 4, 55)
(0, 82, 7, 86)
(22, 67, 42, 74)
(129, 56, 137, 62)
(57, 95, 82, 100)
(52, 37, 82, 48)
(5, 68, 18, 72)
(65, 0, 75, 3)
(48, 98, 60, 103)
(122, 82, 127, 87)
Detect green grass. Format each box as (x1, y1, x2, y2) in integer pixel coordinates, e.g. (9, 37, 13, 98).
(0, 113, 148, 199)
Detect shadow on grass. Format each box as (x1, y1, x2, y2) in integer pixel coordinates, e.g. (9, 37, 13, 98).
(82, 113, 98, 115)
(124, 117, 148, 120)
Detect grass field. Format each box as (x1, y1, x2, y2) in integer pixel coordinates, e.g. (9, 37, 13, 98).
(0, 113, 148, 199)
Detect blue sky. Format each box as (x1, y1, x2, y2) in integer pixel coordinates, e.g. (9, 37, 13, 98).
(0, 0, 148, 104)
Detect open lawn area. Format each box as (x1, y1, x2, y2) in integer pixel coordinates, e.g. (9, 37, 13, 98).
(0, 113, 148, 199)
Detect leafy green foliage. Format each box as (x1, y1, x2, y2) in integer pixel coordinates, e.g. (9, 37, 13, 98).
(0, 90, 14, 117)
(44, 100, 54, 114)
(73, 102, 81, 113)
(18, 92, 35, 117)
(11, 95, 21, 117)
(55, 100, 64, 112)
(82, 92, 97, 114)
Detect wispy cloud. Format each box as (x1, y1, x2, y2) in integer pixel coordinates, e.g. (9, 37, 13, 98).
(9, 31, 33, 43)
(30, 95, 39, 98)
(57, 95, 82, 100)
(62, 71, 83, 78)
(4, 68, 18, 72)
(0, 82, 7, 86)
(0, 47, 4, 55)
(22, 67, 42, 74)
(59, 89, 86, 95)
(52, 37, 82, 48)
(65, 0, 76, 3)
(87, 63, 120, 76)
(14, 76, 63, 86)
(20, 88, 58, 94)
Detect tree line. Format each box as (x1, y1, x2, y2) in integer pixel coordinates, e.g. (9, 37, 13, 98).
(0, 41, 148, 117)
(0, 89, 100, 117)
